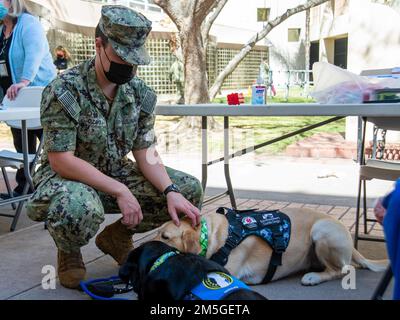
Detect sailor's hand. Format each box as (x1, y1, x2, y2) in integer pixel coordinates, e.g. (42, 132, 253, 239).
(115, 186, 143, 228)
(166, 192, 201, 228)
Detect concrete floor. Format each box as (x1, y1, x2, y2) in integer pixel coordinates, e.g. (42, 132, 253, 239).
(0, 196, 393, 300)
(0, 155, 395, 300)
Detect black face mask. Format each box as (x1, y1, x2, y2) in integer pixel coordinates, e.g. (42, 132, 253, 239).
(100, 47, 134, 85)
(57, 54, 65, 59)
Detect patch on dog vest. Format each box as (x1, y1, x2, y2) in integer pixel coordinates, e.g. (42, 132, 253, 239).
(186, 272, 250, 300)
(210, 207, 291, 283)
(240, 211, 291, 250)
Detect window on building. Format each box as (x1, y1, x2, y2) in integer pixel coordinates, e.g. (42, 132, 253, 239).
(334, 37, 348, 69)
(120, 0, 163, 13)
(288, 28, 301, 42)
(257, 8, 270, 22)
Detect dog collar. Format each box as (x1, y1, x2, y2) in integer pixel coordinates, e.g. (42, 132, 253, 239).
(149, 251, 179, 273)
(199, 217, 208, 257)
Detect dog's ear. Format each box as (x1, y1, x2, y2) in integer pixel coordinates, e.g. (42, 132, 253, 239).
(119, 261, 137, 283)
(143, 279, 175, 301)
(182, 229, 201, 254)
(119, 249, 140, 285)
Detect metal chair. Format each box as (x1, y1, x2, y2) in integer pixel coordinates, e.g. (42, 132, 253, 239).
(354, 116, 400, 248)
(371, 265, 393, 300)
(0, 87, 44, 231)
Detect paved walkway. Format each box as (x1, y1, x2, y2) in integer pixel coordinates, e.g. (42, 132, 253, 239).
(0, 152, 394, 300)
(0, 195, 393, 300)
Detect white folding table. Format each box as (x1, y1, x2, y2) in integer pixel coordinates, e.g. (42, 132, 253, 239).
(155, 103, 400, 208)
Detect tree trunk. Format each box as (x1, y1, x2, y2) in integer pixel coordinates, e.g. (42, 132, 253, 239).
(304, 8, 311, 97)
(175, 24, 219, 130)
(153, 0, 221, 129)
(181, 26, 210, 104)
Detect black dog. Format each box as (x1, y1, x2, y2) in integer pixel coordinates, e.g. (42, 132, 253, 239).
(119, 241, 267, 301)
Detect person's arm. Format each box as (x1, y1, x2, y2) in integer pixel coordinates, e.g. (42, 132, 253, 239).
(133, 147, 200, 227)
(131, 80, 200, 227)
(48, 151, 143, 228)
(49, 151, 124, 193)
(7, 17, 47, 100)
(41, 83, 141, 228)
(20, 17, 47, 82)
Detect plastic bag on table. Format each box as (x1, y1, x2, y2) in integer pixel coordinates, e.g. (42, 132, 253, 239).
(311, 62, 400, 104)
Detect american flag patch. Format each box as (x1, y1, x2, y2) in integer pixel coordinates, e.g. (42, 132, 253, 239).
(141, 89, 157, 114)
(57, 90, 80, 120)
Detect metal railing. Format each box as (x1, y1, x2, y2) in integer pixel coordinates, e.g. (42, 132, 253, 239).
(272, 69, 313, 99)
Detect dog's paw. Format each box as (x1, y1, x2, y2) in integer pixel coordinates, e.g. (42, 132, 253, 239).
(301, 272, 322, 286)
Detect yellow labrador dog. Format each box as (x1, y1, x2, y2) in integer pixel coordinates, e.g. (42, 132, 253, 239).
(155, 207, 388, 286)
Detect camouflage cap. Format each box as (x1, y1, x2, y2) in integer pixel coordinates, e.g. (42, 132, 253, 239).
(98, 5, 152, 65)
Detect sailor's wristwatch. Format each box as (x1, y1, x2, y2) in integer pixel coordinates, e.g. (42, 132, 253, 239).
(163, 183, 181, 196)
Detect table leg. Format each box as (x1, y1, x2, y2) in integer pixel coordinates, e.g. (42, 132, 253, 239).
(224, 116, 237, 209)
(10, 182, 30, 232)
(371, 265, 393, 300)
(1, 167, 16, 210)
(357, 116, 363, 163)
(10, 120, 34, 231)
(354, 117, 367, 248)
(21, 120, 34, 191)
(201, 116, 208, 192)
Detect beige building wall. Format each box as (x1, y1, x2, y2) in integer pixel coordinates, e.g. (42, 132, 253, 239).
(347, 1, 400, 73)
(310, 0, 400, 74)
(311, 0, 400, 143)
(266, 0, 399, 142)
(310, 3, 345, 65)
(263, 0, 308, 86)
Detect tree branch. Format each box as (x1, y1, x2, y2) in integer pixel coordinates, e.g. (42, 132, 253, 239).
(195, 0, 219, 22)
(209, 0, 329, 100)
(153, 0, 184, 29)
(201, 0, 228, 44)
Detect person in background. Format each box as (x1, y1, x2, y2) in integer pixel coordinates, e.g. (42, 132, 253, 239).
(259, 59, 269, 85)
(169, 53, 184, 104)
(168, 35, 184, 104)
(374, 182, 400, 300)
(258, 59, 276, 97)
(53, 45, 73, 74)
(0, 0, 56, 199)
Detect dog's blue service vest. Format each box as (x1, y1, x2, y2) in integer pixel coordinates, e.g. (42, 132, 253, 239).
(150, 251, 252, 300)
(185, 271, 250, 300)
(210, 207, 291, 283)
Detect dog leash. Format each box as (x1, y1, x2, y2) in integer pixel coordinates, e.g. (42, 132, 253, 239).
(80, 276, 133, 300)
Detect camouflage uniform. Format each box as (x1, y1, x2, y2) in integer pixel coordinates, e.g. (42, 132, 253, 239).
(26, 6, 203, 253)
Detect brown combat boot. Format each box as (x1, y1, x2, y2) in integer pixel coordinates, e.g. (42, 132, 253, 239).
(95, 219, 134, 265)
(57, 249, 86, 289)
